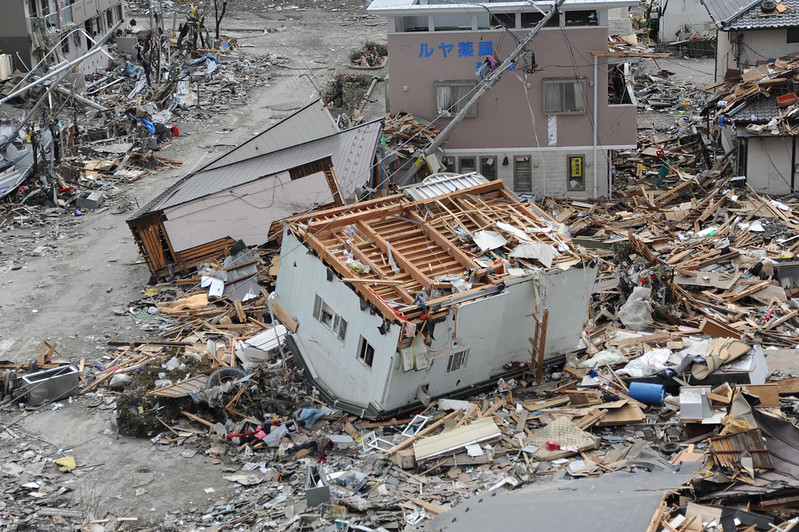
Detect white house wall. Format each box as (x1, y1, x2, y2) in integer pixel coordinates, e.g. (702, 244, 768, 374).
(162, 170, 330, 252)
(716, 29, 797, 79)
(382, 265, 597, 412)
(275, 231, 400, 412)
(745, 136, 797, 195)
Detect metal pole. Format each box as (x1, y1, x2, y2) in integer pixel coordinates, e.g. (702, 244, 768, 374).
(398, 0, 565, 184)
(593, 54, 598, 198)
(0, 21, 123, 106)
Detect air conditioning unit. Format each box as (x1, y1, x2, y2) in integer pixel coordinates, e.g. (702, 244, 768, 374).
(0, 54, 13, 81)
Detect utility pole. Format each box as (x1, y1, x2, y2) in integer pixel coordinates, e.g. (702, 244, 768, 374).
(397, 0, 565, 185)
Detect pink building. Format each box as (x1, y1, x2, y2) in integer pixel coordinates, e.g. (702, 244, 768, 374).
(367, 0, 638, 197)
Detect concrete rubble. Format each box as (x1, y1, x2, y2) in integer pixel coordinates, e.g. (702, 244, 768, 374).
(1, 4, 799, 532)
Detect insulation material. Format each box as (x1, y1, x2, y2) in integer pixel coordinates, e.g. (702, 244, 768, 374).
(508, 241, 560, 268)
(527, 417, 595, 460)
(471, 230, 507, 252)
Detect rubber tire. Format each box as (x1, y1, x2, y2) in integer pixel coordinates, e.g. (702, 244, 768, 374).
(206, 367, 246, 389)
(760, 0, 777, 12)
(659, 441, 681, 455)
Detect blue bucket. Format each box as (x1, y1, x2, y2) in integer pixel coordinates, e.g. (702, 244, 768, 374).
(628, 382, 665, 406)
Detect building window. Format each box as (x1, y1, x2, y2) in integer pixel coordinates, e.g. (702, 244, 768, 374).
(357, 336, 375, 368)
(442, 156, 455, 172)
(514, 155, 532, 192)
(568, 155, 585, 191)
(565, 10, 598, 26)
(107, 8, 114, 28)
(490, 13, 516, 29)
(116, 5, 123, 21)
(313, 294, 347, 342)
(435, 81, 477, 117)
(459, 156, 476, 174)
(543, 78, 586, 114)
(446, 349, 469, 373)
(480, 156, 497, 180)
(788, 28, 799, 43)
(521, 11, 559, 28)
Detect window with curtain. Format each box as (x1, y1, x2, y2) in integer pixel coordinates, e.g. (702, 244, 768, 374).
(543, 78, 587, 114)
(435, 81, 477, 117)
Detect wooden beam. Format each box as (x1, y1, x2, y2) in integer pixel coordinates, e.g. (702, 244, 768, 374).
(406, 211, 476, 271)
(305, 234, 400, 321)
(357, 220, 434, 289)
(261, 288, 298, 333)
(333, 232, 415, 304)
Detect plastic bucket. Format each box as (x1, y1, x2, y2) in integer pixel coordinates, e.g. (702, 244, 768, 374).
(628, 382, 665, 406)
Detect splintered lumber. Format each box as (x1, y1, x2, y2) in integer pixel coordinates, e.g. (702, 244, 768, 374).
(181, 410, 215, 429)
(409, 497, 447, 515)
(385, 411, 459, 457)
(699, 316, 742, 338)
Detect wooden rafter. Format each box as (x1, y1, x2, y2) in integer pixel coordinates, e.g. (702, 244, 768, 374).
(356, 220, 434, 290)
(405, 211, 476, 272)
(304, 233, 399, 320)
(332, 232, 415, 304)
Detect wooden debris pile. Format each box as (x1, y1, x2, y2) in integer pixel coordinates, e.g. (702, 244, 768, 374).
(545, 180, 799, 347)
(382, 113, 442, 176)
(701, 52, 799, 136)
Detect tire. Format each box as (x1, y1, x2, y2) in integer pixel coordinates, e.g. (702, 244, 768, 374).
(659, 441, 681, 455)
(206, 367, 246, 389)
(760, 0, 777, 12)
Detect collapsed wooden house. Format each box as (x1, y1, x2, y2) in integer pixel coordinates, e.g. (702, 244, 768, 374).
(272, 174, 598, 418)
(127, 103, 384, 278)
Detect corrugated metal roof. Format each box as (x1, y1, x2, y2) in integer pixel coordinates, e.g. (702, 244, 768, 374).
(201, 98, 339, 172)
(402, 172, 490, 200)
(130, 120, 383, 218)
(701, 0, 799, 30)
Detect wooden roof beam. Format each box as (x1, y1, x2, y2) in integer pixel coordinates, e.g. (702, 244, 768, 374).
(332, 233, 416, 305)
(405, 211, 477, 272)
(305, 234, 399, 320)
(356, 220, 434, 291)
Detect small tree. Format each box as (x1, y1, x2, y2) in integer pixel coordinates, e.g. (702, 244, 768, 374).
(214, 0, 228, 39)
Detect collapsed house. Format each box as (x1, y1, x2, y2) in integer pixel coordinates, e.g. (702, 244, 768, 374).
(701, 54, 799, 194)
(127, 100, 384, 278)
(272, 175, 598, 418)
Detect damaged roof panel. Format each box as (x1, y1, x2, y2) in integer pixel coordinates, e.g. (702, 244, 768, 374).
(288, 179, 581, 324)
(130, 119, 383, 218)
(200, 98, 340, 172)
(402, 172, 489, 201)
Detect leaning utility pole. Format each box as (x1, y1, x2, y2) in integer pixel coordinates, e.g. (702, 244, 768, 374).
(397, 0, 566, 185)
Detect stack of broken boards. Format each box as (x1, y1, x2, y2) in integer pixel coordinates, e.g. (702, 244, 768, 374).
(547, 181, 799, 347)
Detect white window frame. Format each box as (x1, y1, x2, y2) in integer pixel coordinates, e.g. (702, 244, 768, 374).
(543, 78, 587, 114)
(446, 349, 469, 373)
(435, 81, 477, 117)
(357, 336, 375, 368)
(313, 294, 347, 342)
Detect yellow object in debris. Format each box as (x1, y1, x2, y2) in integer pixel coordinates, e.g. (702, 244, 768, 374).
(55, 456, 76, 472)
(144, 288, 158, 297)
